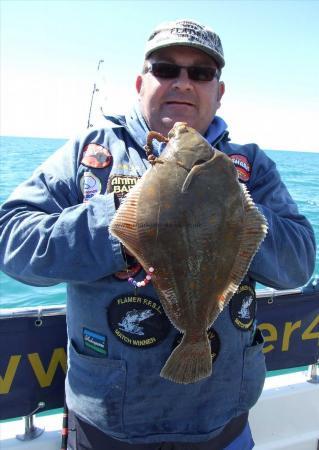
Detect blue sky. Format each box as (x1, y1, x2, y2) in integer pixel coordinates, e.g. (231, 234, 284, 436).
(1, 0, 318, 151)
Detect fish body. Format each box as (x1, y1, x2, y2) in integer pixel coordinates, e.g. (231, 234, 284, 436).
(110, 122, 267, 384)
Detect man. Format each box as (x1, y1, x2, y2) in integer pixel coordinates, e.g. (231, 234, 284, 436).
(0, 19, 316, 450)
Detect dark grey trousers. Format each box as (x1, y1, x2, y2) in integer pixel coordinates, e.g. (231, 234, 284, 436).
(67, 410, 249, 450)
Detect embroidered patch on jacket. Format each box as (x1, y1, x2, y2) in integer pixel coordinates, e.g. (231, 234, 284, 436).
(113, 262, 142, 281)
(107, 175, 139, 204)
(230, 284, 256, 330)
(173, 326, 220, 363)
(83, 328, 108, 355)
(229, 154, 251, 182)
(108, 295, 170, 348)
(81, 143, 112, 168)
(80, 172, 102, 202)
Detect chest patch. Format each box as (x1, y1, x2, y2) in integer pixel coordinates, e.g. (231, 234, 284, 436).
(107, 175, 139, 204)
(230, 284, 256, 330)
(80, 172, 102, 202)
(81, 143, 112, 168)
(108, 295, 170, 348)
(229, 154, 251, 182)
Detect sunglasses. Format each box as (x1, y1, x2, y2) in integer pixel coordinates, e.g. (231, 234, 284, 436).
(145, 62, 219, 82)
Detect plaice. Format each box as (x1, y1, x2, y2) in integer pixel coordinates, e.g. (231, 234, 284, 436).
(110, 122, 268, 384)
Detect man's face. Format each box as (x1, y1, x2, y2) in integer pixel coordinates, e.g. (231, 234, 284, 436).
(136, 46, 225, 136)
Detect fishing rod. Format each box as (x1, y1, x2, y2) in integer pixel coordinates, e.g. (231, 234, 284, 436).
(87, 59, 104, 129)
(61, 58, 104, 450)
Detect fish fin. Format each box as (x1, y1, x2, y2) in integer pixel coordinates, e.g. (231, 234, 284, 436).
(218, 184, 268, 310)
(207, 302, 224, 330)
(181, 154, 217, 193)
(109, 178, 143, 258)
(160, 333, 212, 384)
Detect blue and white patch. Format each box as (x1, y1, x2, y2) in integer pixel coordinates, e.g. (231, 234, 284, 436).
(83, 328, 108, 355)
(108, 295, 170, 348)
(80, 172, 102, 202)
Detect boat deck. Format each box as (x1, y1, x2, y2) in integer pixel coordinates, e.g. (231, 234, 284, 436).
(1, 370, 318, 450)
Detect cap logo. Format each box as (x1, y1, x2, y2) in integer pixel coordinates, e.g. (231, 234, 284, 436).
(171, 24, 213, 47)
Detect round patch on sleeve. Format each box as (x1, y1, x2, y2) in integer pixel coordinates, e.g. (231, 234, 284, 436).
(229, 154, 251, 182)
(173, 326, 220, 363)
(81, 143, 112, 168)
(229, 284, 256, 330)
(108, 295, 170, 348)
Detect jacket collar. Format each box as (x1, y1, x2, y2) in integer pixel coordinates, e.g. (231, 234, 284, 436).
(105, 104, 228, 153)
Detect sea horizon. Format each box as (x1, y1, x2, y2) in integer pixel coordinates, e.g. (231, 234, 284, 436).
(1, 134, 318, 154)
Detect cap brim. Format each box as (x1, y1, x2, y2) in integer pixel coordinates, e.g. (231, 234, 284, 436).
(145, 41, 225, 69)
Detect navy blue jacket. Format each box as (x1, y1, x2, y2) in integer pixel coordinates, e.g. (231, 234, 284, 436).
(0, 107, 316, 443)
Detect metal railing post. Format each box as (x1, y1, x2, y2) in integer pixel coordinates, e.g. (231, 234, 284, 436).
(16, 401, 45, 441)
(307, 361, 319, 384)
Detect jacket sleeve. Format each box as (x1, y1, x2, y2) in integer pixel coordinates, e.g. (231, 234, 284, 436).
(0, 138, 125, 287)
(247, 146, 316, 289)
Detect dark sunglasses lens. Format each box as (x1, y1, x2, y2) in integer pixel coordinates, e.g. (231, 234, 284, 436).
(150, 63, 217, 81)
(188, 67, 216, 81)
(152, 63, 180, 78)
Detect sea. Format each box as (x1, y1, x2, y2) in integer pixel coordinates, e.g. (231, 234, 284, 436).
(0, 135, 318, 310)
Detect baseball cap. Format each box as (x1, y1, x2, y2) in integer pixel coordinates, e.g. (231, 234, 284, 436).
(145, 19, 225, 68)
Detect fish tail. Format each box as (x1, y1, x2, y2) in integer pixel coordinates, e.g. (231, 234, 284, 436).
(160, 333, 212, 384)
